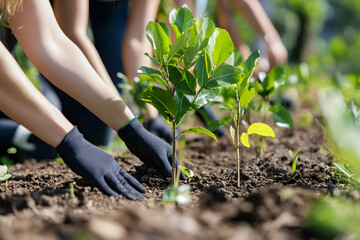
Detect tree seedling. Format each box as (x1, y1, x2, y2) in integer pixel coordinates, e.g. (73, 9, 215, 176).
(0, 165, 12, 182)
(292, 147, 301, 171)
(221, 50, 275, 187)
(138, 5, 243, 188)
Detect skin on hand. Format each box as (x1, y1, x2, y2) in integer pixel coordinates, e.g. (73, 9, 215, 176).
(8, 0, 134, 131)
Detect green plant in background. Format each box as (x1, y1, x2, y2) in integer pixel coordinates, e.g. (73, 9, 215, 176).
(0, 165, 12, 182)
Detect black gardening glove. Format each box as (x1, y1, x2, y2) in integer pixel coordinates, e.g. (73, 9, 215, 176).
(146, 115, 173, 144)
(118, 118, 185, 180)
(56, 126, 145, 200)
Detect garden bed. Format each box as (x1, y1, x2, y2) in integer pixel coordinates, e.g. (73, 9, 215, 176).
(0, 106, 349, 240)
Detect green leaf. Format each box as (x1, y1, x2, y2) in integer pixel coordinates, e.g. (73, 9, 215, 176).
(292, 147, 301, 172)
(242, 50, 260, 85)
(169, 6, 194, 34)
(212, 29, 234, 66)
(230, 125, 235, 144)
(177, 127, 217, 141)
(333, 162, 353, 178)
(142, 87, 178, 118)
(0, 173, 11, 182)
(192, 88, 221, 109)
(159, 22, 171, 40)
(179, 166, 194, 178)
(228, 49, 243, 67)
(163, 185, 192, 205)
(240, 88, 255, 108)
(241, 132, 250, 148)
(184, 17, 215, 70)
(257, 66, 285, 98)
(144, 52, 159, 66)
(167, 27, 195, 65)
(168, 66, 196, 95)
(270, 104, 293, 129)
(137, 66, 169, 90)
(0, 165, 7, 177)
(194, 55, 209, 87)
(206, 64, 242, 88)
(145, 21, 170, 67)
(247, 123, 275, 137)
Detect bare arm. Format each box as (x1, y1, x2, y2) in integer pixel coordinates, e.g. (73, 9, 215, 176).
(53, 0, 119, 95)
(230, 0, 287, 67)
(0, 42, 73, 147)
(9, 0, 134, 131)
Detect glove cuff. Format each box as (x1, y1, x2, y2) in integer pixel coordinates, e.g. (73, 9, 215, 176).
(117, 118, 144, 141)
(56, 126, 82, 156)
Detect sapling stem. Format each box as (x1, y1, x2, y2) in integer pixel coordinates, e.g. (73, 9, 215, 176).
(236, 89, 241, 188)
(172, 119, 178, 186)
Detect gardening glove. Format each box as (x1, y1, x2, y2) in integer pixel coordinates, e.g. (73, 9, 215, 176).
(117, 118, 185, 180)
(146, 115, 173, 144)
(56, 126, 145, 200)
(196, 106, 226, 137)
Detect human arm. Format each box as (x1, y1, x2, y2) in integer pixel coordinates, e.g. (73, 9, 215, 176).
(53, 0, 119, 95)
(0, 42, 144, 199)
(230, 0, 287, 68)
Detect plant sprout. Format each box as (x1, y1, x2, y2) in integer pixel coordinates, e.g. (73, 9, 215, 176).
(292, 147, 301, 172)
(0, 165, 12, 182)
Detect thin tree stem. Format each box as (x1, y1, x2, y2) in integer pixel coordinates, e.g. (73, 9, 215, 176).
(172, 119, 178, 186)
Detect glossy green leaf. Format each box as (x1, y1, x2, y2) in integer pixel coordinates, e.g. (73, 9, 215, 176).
(206, 64, 242, 88)
(194, 55, 209, 87)
(270, 104, 293, 129)
(230, 125, 235, 144)
(292, 147, 301, 172)
(145, 21, 170, 66)
(247, 123, 275, 137)
(144, 52, 159, 66)
(242, 50, 260, 85)
(333, 162, 353, 178)
(241, 132, 250, 148)
(0, 165, 7, 177)
(240, 88, 255, 108)
(212, 29, 234, 66)
(159, 22, 171, 40)
(169, 6, 194, 34)
(168, 66, 196, 95)
(192, 88, 221, 109)
(142, 87, 178, 118)
(137, 66, 169, 90)
(177, 127, 217, 141)
(179, 166, 194, 178)
(228, 49, 243, 67)
(167, 27, 195, 64)
(175, 110, 188, 127)
(184, 17, 215, 70)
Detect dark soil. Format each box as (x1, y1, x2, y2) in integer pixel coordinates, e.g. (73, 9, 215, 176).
(0, 108, 351, 240)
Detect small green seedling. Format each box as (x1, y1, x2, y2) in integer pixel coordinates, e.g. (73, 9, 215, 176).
(0, 165, 12, 182)
(139, 5, 243, 187)
(292, 147, 301, 172)
(163, 184, 192, 206)
(179, 166, 194, 184)
(69, 182, 75, 198)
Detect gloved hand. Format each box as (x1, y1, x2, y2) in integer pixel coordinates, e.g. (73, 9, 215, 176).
(118, 118, 185, 180)
(146, 115, 173, 144)
(56, 126, 145, 200)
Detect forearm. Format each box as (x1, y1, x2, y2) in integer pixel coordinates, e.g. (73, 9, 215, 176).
(0, 43, 73, 147)
(122, 0, 160, 80)
(53, 0, 119, 95)
(9, 0, 134, 131)
(231, 0, 281, 43)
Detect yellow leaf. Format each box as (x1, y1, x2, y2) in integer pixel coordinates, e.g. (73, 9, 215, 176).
(240, 132, 250, 148)
(247, 123, 275, 137)
(229, 125, 235, 145)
